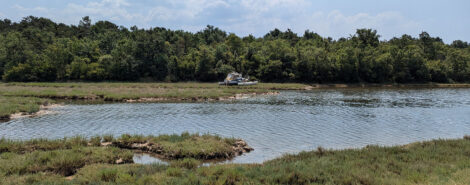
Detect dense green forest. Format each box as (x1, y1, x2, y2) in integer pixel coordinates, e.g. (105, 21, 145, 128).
(0, 16, 469, 83)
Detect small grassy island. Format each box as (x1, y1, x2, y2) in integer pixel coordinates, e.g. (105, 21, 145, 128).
(1, 135, 470, 184)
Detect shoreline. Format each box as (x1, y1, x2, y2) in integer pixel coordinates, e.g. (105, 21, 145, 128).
(5, 103, 62, 121)
(125, 91, 280, 102)
(306, 83, 470, 89)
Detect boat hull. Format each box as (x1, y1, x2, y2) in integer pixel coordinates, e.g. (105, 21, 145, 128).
(218, 81, 258, 86)
(237, 81, 258, 86)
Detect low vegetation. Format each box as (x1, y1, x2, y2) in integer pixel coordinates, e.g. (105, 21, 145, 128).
(0, 136, 133, 180)
(1, 137, 470, 184)
(0, 96, 52, 120)
(0, 133, 250, 161)
(0, 82, 305, 101)
(113, 133, 251, 160)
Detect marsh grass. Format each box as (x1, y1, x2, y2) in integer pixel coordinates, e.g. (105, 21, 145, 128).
(0, 133, 239, 161)
(114, 133, 238, 160)
(0, 147, 133, 177)
(170, 158, 201, 169)
(2, 137, 470, 184)
(0, 82, 306, 102)
(0, 96, 51, 119)
(102, 135, 114, 143)
(0, 136, 88, 154)
(0, 133, 242, 184)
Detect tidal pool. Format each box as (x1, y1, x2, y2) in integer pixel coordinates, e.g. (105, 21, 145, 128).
(2, 88, 470, 163)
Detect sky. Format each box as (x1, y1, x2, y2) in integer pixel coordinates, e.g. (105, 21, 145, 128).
(0, 0, 468, 43)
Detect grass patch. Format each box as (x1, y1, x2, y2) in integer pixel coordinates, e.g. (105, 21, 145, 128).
(113, 132, 249, 160)
(170, 158, 201, 169)
(0, 136, 88, 154)
(0, 96, 51, 120)
(2, 137, 470, 184)
(0, 133, 249, 161)
(0, 82, 307, 102)
(0, 147, 133, 177)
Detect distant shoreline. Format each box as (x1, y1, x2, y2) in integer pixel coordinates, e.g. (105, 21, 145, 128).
(306, 83, 470, 89)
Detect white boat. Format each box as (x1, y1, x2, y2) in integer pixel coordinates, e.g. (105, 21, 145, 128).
(218, 72, 258, 86)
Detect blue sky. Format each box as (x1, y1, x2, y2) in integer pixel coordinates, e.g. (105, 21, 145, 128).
(0, 0, 468, 43)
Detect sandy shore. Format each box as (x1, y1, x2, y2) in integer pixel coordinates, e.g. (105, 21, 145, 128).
(9, 104, 63, 120)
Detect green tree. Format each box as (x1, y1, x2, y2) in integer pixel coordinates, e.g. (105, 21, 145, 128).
(355, 29, 380, 48)
(67, 57, 89, 80)
(226, 33, 243, 56)
(2, 63, 34, 81)
(195, 46, 216, 81)
(258, 60, 283, 81)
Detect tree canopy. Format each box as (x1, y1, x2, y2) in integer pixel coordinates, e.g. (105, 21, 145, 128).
(1, 16, 469, 83)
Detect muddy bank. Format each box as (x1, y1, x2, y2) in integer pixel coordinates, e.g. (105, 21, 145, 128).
(1, 104, 62, 122)
(107, 139, 253, 160)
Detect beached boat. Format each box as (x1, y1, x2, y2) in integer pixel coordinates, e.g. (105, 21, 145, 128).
(218, 72, 258, 86)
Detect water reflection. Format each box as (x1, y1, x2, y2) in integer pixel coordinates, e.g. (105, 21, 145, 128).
(1, 88, 470, 163)
(133, 153, 168, 165)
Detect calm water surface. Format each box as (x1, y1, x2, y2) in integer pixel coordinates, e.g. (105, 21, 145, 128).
(2, 88, 470, 163)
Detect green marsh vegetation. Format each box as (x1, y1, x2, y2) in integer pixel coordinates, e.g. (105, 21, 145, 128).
(0, 96, 52, 120)
(0, 82, 305, 101)
(0, 133, 246, 183)
(112, 132, 247, 160)
(1, 136, 470, 184)
(0, 133, 244, 161)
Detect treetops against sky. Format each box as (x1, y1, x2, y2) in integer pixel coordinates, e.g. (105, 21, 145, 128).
(0, 16, 469, 83)
(1, 0, 470, 43)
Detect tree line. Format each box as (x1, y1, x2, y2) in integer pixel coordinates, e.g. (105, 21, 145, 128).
(0, 16, 469, 83)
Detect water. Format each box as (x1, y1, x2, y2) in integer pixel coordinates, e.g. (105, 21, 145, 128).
(1, 88, 470, 163)
(133, 153, 168, 165)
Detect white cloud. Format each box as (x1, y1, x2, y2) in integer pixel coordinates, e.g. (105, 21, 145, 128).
(65, 0, 140, 21)
(306, 10, 421, 39)
(240, 0, 309, 13)
(146, 0, 229, 22)
(59, 0, 232, 27)
(12, 4, 56, 21)
(13, 5, 50, 13)
(220, 8, 421, 40)
(9, 1, 422, 40)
